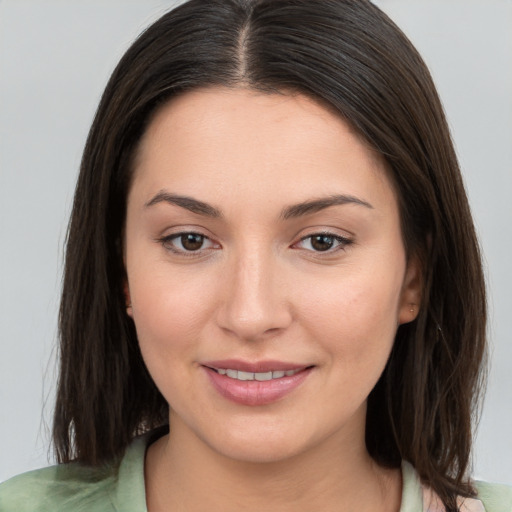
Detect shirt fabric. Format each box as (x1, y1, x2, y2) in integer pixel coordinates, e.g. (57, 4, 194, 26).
(1, 429, 511, 512)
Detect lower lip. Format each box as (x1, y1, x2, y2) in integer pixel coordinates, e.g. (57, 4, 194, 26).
(203, 366, 313, 406)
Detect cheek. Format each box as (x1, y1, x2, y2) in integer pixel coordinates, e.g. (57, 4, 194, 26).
(129, 266, 216, 367)
(298, 266, 403, 371)
(127, 268, 220, 414)
(301, 266, 403, 331)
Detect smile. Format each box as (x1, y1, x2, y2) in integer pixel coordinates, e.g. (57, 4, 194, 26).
(211, 368, 303, 381)
(202, 362, 313, 406)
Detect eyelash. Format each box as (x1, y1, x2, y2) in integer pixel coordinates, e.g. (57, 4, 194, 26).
(158, 231, 353, 256)
(158, 232, 218, 257)
(294, 232, 353, 253)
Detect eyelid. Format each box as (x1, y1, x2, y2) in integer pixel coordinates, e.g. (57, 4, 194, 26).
(157, 230, 221, 256)
(293, 231, 354, 253)
(155, 227, 353, 256)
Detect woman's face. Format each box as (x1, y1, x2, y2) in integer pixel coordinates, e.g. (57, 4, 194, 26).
(124, 88, 421, 463)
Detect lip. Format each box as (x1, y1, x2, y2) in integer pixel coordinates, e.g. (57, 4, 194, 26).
(202, 359, 307, 373)
(201, 359, 314, 406)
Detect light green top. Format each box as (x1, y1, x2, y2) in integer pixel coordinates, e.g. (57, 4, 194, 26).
(1, 430, 511, 512)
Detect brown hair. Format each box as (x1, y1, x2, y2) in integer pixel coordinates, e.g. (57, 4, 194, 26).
(53, 1, 487, 510)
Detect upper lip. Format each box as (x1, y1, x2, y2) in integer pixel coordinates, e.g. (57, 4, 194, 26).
(202, 359, 311, 373)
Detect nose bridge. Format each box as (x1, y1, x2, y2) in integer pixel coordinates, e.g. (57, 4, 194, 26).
(218, 241, 291, 340)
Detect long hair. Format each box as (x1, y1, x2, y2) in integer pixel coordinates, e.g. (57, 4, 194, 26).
(53, 1, 487, 510)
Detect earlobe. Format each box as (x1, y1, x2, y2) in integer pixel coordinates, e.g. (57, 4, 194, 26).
(122, 249, 133, 317)
(398, 254, 422, 325)
(124, 281, 133, 318)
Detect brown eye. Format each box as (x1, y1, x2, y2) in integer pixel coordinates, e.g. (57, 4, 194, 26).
(160, 232, 216, 254)
(310, 234, 335, 251)
(295, 233, 352, 253)
(180, 233, 205, 251)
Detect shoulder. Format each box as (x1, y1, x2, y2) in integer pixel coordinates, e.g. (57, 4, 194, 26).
(0, 463, 117, 512)
(401, 461, 512, 512)
(475, 480, 512, 512)
(0, 428, 163, 512)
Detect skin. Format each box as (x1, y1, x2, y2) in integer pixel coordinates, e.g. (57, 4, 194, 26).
(124, 87, 422, 512)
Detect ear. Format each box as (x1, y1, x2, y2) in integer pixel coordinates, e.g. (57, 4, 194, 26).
(398, 253, 422, 325)
(124, 280, 133, 318)
(121, 245, 134, 317)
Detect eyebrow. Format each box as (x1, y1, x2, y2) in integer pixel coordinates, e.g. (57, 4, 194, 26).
(281, 194, 373, 219)
(145, 191, 222, 217)
(144, 191, 373, 219)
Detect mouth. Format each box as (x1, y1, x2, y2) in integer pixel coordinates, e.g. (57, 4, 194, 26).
(201, 360, 314, 406)
(206, 367, 305, 381)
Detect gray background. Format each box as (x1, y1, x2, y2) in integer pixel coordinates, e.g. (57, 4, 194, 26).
(1, 0, 511, 483)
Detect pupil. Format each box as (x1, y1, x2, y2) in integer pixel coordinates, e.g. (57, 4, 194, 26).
(311, 235, 334, 251)
(181, 233, 204, 251)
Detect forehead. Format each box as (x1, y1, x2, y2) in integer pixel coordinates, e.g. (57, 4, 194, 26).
(130, 87, 396, 214)
(137, 87, 377, 157)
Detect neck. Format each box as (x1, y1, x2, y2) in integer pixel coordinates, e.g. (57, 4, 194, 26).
(144, 418, 402, 512)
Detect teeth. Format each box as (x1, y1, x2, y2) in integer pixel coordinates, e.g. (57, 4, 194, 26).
(215, 368, 302, 381)
(255, 371, 273, 381)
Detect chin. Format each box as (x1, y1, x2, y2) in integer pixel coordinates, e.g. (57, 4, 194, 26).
(196, 417, 330, 466)
(213, 436, 307, 465)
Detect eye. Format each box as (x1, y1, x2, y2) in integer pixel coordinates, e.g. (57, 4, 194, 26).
(160, 232, 218, 254)
(295, 233, 352, 252)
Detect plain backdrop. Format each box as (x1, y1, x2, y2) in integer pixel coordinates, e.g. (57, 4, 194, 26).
(1, 0, 511, 484)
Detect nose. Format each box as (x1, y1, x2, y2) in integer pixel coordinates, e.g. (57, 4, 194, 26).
(215, 248, 293, 341)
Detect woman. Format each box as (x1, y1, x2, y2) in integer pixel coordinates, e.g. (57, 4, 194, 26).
(1, 0, 510, 510)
